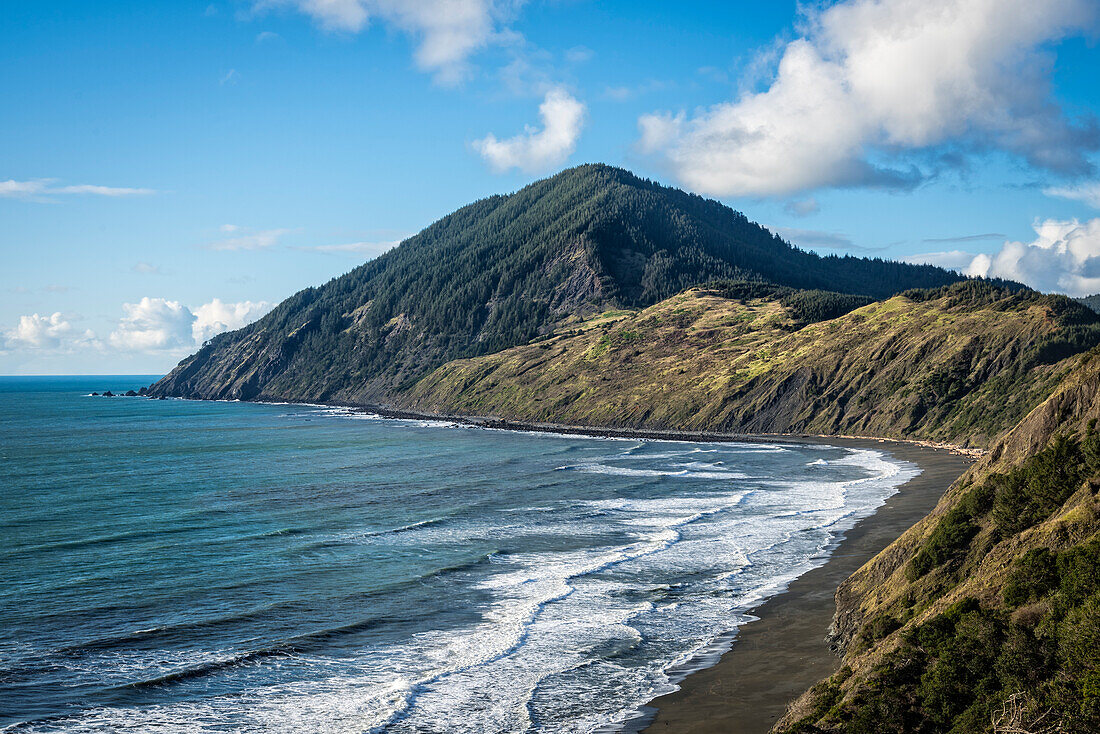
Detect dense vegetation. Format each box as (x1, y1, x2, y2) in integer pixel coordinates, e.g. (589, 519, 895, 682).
(149, 164, 963, 403)
(703, 280, 876, 324)
(778, 353, 1100, 733)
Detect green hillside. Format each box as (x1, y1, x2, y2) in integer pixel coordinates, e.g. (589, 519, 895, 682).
(775, 350, 1100, 734)
(407, 282, 1099, 449)
(147, 165, 961, 403)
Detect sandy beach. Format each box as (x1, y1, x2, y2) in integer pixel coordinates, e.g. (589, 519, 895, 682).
(633, 438, 971, 734)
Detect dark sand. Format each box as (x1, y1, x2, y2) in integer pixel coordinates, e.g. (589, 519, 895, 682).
(634, 438, 971, 734)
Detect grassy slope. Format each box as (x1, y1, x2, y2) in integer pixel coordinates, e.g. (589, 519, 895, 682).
(775, 351, 1100, 733)
(405, 283, 1090, 449)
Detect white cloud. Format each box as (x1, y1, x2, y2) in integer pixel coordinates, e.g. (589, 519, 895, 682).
(51, 184, 155, 196)
(564, 45, 594, 64)
(0, 179, 154, 200)
(1045, 181, 1100, 209)
(132, 262, 164, 275)
(193, 298, 273, 344)
(109, 298, 197, 351)
(601, 80, 672, 102)
(3, 313, 96, 350)
(474, 88, 586, 173)
(255, 0, 517, 84)
(4, 297, 272, 358)
(0, 180, 48, 198)
(636, 111, 684, 154)
(900, 250, 983, 271)
(209, 228, 290, 251)
(108, 297, 273, 351)
(299, 239, 402, 257)
(905, 218, 1100, 296)
(639, 0, 1099, 197)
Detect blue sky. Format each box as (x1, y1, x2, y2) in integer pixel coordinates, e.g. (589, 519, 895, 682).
(3, 0, 1100, 374)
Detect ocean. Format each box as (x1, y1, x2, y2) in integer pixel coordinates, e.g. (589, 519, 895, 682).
(0, 376, 918, 733)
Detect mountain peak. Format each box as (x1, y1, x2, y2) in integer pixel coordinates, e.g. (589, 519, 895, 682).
(150, 167, 963, 404)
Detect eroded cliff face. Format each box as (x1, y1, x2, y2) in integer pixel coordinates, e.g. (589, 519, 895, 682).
(775, 351, 1100, 733)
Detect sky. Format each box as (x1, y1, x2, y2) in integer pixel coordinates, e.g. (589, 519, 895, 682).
(3, 0, 1100, 375)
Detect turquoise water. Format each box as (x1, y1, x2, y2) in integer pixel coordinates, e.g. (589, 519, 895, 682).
(0, 376, 917, 733)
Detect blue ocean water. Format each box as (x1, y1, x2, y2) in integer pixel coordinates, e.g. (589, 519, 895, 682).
(0, 376, 918, 733)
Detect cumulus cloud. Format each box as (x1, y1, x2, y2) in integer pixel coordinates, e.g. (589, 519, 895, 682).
(1045, 181, 1100, 209)
(474, 88, 586, 173)
(3, 313, 96, 351)
(193, 298, 273, 344)
(639, 0, 1099, 197)
(0, 179, 154, 200)
(107, 297, 273, 352)
(255, 0, 516, 84)
(108, 298, 197, 351)
(905, 218, 1100, 296)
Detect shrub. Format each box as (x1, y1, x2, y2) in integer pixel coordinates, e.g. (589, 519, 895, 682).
(1003, 548, 1057, 606)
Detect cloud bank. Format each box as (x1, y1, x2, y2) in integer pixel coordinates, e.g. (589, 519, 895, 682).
(3, 313, 97, 351)
(474, 88, 585, 173)
(905, 218, 1100, 296)
(4, 299, 273, 357)
(639, 0, 1099, 197)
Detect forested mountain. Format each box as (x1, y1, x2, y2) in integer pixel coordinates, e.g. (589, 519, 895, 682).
(1078, 293, 1100, 313)
(148, 164, 963, 402)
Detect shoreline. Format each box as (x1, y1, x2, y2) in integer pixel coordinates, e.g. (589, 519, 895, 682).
(325, 404, 975, 732)
(355, 404, 986, 457)
(628, 438, 971, 734)
(150, 395, 973, 732)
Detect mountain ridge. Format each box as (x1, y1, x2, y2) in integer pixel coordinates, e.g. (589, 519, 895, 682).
(148, 164, 966, 403)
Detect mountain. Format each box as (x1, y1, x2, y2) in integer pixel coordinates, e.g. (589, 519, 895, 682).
(1078, 293, 1100, 313)
(406, 281, 1100, 449)
(148, 164, 963, 403)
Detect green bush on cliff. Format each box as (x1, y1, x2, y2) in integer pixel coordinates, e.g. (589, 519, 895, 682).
(788, 423, 1100, 734)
